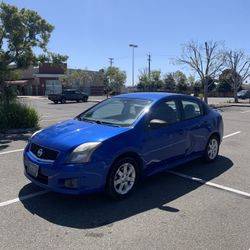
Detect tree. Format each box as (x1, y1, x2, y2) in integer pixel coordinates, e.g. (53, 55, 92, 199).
(173, 70, 188, 93)
(176, 41, 224, 103)
(137, 68, 149, 90)
(187, 75, 195, 86)
(0, 3, 68, 102)
(163, 73, 176, 92)
(150, 70, 163, 90)
(60, 69, 93, 91)
(104, 67, 126, 96)
(217, 69, 233, 93)
(224, 50, 250, 102)
(137, 69, 163, 91)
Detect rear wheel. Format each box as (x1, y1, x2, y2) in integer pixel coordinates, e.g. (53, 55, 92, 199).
(106, 157, 139, 200)
(53, 101, 58, 104)
(204, 135, 219, 162)
(83, 96, 88, 102)
(61, 98, 66, 104)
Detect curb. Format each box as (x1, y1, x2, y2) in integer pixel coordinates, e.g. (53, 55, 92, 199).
(0, 128, 37, 135)
(209, 104, 250, 109)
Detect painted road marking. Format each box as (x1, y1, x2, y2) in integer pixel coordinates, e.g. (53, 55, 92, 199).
(223, 131, 241, 139)
(168, 170, 250, 198)
(0, 190, 49, 207)
(0, 149, 24, 155)
(240, 110, 250, 113)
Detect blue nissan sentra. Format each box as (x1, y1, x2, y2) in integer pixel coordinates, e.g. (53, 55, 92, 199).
(23, 92, 223, 199)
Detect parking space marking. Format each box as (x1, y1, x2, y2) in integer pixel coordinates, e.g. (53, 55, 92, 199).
(167, 170, 250, 198)
(0, 149, 23, 155)
(223, 131, 241, 139)
(240, 110, 250, 113)
(0, 190, 49, 207)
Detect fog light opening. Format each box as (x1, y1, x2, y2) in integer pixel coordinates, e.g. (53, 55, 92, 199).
(64, 178, 79, 188)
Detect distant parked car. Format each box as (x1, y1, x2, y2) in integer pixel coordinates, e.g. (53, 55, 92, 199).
(24, 92, 223, 199)
(237, 90, 250, 100)
(48, 89, 89, 104)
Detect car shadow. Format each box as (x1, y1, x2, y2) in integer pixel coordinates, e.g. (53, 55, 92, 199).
(47, 101, 87, 105)
(0, 134, 30, 151)
(19, 156, 233, 229)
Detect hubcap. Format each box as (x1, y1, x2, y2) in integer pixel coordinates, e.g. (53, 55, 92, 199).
(207, 138, 218, 160)
(114, 163, 136, 195)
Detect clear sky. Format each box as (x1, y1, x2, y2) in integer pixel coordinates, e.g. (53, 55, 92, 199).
(3, 0, 250, 85)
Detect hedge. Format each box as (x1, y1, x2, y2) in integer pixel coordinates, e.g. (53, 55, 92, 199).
(0, 103, 39, 131)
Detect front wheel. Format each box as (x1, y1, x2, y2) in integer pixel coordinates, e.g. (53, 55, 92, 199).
(106, 157, 139, 200)
(61, 98, 66, 104)
(204, 135, 219, 162)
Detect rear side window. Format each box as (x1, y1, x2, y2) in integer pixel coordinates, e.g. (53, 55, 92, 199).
(181, 100, 203, 120)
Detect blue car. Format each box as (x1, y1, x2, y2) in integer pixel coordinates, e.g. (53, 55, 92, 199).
(23, 93, 223, 199)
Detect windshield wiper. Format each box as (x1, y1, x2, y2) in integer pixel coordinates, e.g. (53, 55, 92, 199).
(77, 117, 121, 127)
(76, 117, 96, 123)
(97, 121, 121, 127)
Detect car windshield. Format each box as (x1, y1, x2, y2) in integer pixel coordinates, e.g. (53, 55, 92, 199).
(77, 97, 152, 127)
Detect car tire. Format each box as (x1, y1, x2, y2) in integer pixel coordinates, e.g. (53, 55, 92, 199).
(83, 97, 88, 102)
(54, 101, 58, 104)
(76, 100, 80, 103)
(61, 98, 66, 104)
(204, 135, 220, 162)
(106, 157, 139, 200)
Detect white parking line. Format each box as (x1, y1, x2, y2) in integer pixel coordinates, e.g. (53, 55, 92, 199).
(223, 131, 241, 139)
(167, 170, 250, 198)
(0, 149, 24, 155)
(0, 190, 49, 207)
(240, 110, 250, 113)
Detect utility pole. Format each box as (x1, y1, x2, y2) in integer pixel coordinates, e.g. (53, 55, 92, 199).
(147, 53, 151, 81)
(108, 58, 114, 67)
(129, 44, 138, 87)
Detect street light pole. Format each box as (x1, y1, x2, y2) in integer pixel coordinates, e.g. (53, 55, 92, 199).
(129, 44, 138, 87)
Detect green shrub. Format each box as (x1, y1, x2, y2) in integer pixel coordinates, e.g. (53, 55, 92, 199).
(0, 103, 39, 131)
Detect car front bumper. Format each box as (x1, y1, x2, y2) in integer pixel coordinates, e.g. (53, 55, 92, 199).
(23, 146, 108, 195)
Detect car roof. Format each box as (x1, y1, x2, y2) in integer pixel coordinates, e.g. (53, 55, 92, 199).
(114, 92, 183, 101)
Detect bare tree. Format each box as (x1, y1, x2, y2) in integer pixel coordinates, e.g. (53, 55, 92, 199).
(176, 41, 224, 103)
(224, 50, 250, 103)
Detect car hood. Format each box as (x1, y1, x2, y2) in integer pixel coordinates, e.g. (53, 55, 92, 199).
(32, 119, 130, 151)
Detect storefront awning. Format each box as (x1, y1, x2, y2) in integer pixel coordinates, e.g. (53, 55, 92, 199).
(5, 80, 29, 85)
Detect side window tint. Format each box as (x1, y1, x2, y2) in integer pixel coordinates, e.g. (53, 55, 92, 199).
(151, 100, 179, 124)
(182, 100, 202, 120)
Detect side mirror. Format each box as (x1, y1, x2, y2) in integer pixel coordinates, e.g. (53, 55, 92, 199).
(148, 119, 168, 129)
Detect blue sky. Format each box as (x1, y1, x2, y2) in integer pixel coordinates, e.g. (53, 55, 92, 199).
(3, 0, 250, 85)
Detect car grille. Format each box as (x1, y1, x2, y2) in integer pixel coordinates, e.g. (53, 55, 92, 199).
(30, 143, 59, 161)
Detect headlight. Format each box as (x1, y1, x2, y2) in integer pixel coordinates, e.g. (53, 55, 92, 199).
(66, 142, 101, 163)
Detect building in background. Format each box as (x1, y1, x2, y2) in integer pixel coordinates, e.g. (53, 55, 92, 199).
(6, 64, 104, 96)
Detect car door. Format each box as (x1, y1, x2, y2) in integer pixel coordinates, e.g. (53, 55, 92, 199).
(179, 98, 210, 157)
(74, 91, 81, 100)
(142, 99, 188, 175)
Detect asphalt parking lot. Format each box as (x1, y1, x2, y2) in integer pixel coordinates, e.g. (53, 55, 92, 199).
(0, 98, 249, 250)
